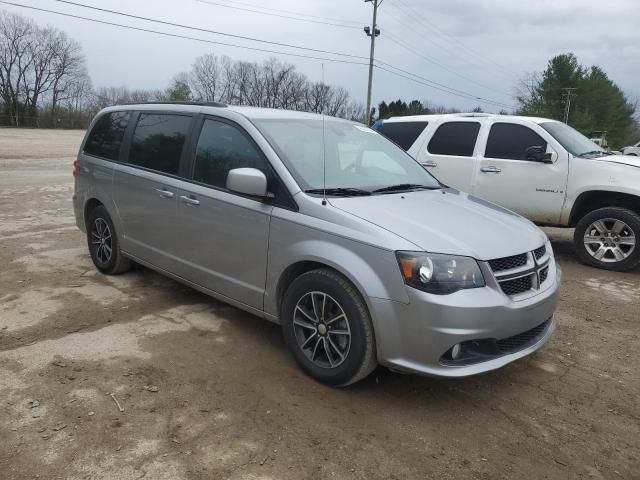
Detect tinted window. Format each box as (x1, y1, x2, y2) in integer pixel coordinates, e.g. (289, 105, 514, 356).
(193, 119, 269, 189)
(486, 123, 548, 160)
(377, 121, 428, 151)
(128, 113, 191, 175)
(84, 111, 129, 160)
(428, 122, 480, 157)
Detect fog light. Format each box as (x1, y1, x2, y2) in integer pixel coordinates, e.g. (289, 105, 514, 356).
(451, 343, 462, 359)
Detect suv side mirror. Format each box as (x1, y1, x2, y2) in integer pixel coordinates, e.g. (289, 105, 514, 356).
(525, 145, 553, 163)
(227, 168, 268, 197)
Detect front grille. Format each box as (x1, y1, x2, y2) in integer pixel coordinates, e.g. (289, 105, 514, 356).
(499, 275, 533, 296)
(497, 319, 551, 354)
(539, 266, 549, 284)
(489, 253, 527, 272)
(534, 245, 546, 260)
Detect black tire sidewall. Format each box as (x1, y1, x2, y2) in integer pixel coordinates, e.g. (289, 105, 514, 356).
(87, 206, 120, 274)
(574, 207, 640, 271)
(281, 271, 369, 386)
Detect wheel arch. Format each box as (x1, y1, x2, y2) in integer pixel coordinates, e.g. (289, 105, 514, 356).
(569, 191, 640, 226)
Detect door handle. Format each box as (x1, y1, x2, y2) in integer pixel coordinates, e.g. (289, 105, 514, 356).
(180, 195, 200, 206)
(154, 187, 175, 198)
(421, 161, 438, 168)
(480, 165, 502, 173)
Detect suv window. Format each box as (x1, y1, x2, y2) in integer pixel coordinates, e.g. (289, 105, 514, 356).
(128, 113, 192, 175)
(485, 123, 548, 160)
(193, 119, 269, 189)
(377, 121, 428, 151)
(84, 111, 129, 161)
(428, 122, 480, 157)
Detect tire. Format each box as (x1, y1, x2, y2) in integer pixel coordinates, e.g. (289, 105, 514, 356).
(574, 207, 640, 271)
(87, 205, 131, 275)
(281, 268, 377, 386)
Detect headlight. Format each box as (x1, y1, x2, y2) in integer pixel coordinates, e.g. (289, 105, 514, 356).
(396, 251, 485, 295)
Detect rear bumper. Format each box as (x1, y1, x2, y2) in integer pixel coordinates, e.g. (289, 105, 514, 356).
(369, 262, 561, 377)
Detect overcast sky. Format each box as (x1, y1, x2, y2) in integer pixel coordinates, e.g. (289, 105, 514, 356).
(3, 0, 639, 113)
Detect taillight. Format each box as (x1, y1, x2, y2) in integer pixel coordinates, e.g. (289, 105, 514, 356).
(73, 159, 79, 177)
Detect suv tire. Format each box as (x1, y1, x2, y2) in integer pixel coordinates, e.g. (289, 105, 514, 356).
(281, 268, 377, 386)
(87, 206, 132, 275)
(574, 207, 640, 271)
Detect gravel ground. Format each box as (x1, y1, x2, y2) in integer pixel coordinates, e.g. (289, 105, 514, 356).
(0, 128, 638, 480)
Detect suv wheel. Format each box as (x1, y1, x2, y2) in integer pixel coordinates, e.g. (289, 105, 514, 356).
(281, 269, 377, 386)
(574, 207, 640, 271)
(87, 206, 131, 275)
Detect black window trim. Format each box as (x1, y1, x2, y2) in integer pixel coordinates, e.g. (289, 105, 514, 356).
(426, 120, 481, 157)
(82, 110, 132, 163)
(377, 120, 429, 151)
(484, 121, 548, 162)
(183, 113, 298, 211)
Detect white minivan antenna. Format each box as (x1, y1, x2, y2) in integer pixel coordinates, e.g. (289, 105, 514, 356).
(321, 63, 327, 206)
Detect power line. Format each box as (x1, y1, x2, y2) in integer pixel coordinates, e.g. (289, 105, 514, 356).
(195, 0, 361, 30)
(48, 0, 368, 60)
(0, 1, 371, 65)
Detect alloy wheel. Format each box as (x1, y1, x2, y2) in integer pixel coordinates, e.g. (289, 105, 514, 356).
(91, 218, 113, 265)
(583, 218, 636, 263)
(293, 291, 351, 369)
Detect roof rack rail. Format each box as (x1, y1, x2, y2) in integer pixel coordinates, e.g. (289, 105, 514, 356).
(123, 101, 227, 108)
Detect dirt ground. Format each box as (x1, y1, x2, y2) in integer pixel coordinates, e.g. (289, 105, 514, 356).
(0, 128, 638, 480)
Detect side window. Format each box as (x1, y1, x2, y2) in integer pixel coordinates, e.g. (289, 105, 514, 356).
(84, 111, 129, 160)
(427, 122, 481, 157)
(485, 123, 548, 160)
(377, 121, 429, 151)
(128, 113, 192, 175)
(193, 119, 268, 189)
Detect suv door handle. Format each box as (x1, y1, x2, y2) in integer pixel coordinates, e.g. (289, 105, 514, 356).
(421, 161, 438, 168)
(154, 187, 175, 199)
(180, 195, 200, 206)
(480, 165, 502, 173)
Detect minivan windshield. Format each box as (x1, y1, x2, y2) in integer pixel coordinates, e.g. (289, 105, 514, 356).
(253, 118, 441, 194)
(540, 121, 606, 157)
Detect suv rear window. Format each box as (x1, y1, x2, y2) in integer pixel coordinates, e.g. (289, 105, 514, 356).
(377, 121, 428, 151)
(84, 111, 129, 161)
(128, 113, 192, 175)
(428, 122, 480, 157)
(485, 123, 547, 160)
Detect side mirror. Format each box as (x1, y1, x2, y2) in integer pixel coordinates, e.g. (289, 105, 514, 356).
(525, 145, 553, 163)
(226, 168, 268, 197)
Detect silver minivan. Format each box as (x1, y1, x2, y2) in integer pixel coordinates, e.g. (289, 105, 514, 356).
(73, 103, 560, 386)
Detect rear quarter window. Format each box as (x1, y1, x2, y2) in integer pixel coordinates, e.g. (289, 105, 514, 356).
(376, 121, 429, 151)
(427, 121, 480, 157)
(84, 111, 130, 161)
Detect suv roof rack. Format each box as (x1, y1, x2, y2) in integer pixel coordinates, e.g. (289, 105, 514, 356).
(123, 101, 227, 108)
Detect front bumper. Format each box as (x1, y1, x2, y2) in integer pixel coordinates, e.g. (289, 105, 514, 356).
(369, 261, 561, 377)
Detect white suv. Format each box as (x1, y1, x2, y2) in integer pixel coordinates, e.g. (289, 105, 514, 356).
(374, 114, 640, 271)
(621, 141, 640, 156)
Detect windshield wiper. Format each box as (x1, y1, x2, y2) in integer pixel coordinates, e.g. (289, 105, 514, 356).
(578, 150, 607, 157)
(304, 187, 372, 197)
(372, 183, 441, 194)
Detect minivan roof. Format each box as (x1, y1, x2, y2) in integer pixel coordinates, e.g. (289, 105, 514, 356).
(380, 113, 558, 125)
(101, 103, 354, 123)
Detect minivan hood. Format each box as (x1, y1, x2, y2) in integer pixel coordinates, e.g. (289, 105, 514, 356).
(330, 189, 546, 260)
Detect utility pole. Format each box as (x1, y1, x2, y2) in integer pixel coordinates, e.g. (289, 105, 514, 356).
(364, 0, 381, 125)
(562, 87, 577, 124)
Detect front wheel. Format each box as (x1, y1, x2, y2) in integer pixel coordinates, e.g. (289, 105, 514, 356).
(574, 207, 640, 271)
(281, 269, 377, 386)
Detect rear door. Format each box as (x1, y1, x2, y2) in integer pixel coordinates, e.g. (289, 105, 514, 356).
(474, 121, 568, 224)
(418, 120, 481, 192)
(171, 116, 276, 309)
(113, 112, 194, 270)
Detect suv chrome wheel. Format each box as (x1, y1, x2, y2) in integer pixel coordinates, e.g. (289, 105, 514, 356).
(293, 291, 351, 369)
(583, 218, 636, 263)
(91, 218, 113, 265)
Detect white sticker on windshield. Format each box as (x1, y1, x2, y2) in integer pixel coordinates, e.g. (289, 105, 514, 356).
(354, 125, 378, 134)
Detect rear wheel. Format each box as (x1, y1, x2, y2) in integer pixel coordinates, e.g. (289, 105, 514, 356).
(87, 206, 131, 274)
(281, 269, 377, 386)
(574, 207, 640, 271)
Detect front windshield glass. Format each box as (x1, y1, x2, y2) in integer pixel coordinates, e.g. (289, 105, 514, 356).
(253, 118, 441, 192)
(540, 121, 606, 156)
